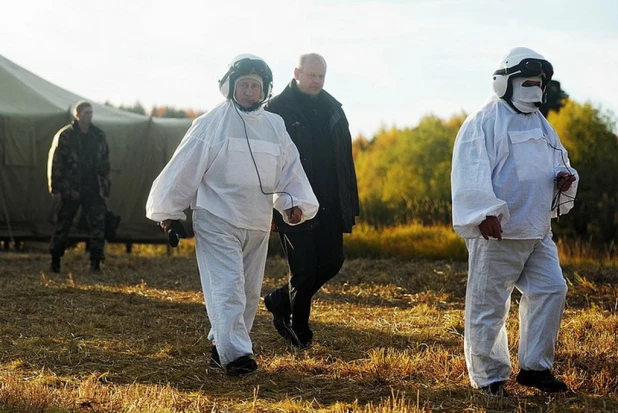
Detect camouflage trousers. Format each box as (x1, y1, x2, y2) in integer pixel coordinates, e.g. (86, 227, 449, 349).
(50, 196, 106, 260)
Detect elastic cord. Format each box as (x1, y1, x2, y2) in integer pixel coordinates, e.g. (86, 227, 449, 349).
(546, 140, 577, 214)
(232, 102, 295, 211)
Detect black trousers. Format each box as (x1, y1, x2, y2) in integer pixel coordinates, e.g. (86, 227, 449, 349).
(50, 196, 106, 260)
(270, 213, 344, 342)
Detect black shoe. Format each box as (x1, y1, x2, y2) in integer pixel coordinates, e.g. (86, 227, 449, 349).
(264, 294, 300, 343)
(294, 327, 314, 349)
(293, 338, 313, 349)
(209, 345, 222, 368)
(90, 259, 101, 273)
(480, 381, 509, 397)
(50, 256, 61, 273)
(225, 356, 257, 376)
(516, 369, 568, 393)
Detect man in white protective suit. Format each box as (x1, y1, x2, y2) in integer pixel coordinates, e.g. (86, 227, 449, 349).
(146, 54, 319, 376)
(450, 47, 578, 396)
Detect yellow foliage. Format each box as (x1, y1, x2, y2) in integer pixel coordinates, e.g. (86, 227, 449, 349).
(345, 223, 467, 261)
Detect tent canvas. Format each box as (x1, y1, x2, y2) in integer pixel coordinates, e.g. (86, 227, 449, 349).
(0, 54, 193, 244)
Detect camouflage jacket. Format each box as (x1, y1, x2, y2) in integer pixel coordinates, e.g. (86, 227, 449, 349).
(48, 120, 111, 200)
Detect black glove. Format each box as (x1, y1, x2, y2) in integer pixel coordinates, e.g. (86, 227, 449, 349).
(164, 220, 187, 247)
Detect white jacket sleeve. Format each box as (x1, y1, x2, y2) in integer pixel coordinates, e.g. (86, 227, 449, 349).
(145, 122, 213, 222)
(451, 116, 510, 238)
(273, 137, 319, 225)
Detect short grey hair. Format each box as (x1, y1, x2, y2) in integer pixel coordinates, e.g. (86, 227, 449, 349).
(296, 53, 327, 71)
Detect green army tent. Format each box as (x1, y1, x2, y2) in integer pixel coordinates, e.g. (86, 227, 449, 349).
(0, 54, 193, 245)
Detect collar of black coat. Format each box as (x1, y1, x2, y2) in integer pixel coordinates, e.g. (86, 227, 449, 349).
(71, 119, 91, 134)
(290, 79, 320, 105)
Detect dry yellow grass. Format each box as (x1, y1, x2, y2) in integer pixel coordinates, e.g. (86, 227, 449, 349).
(344, 223, 468, 261)
(0, 241, 617, 412)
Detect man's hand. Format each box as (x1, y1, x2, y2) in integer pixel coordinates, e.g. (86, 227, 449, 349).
(159, 220, 187, 247)
(479, 216, 502, 240)
(285, 206, 302, 224)
(160, 219, 172, 233)
(51, 193, 62, 202)
(556, 172, 576, 192)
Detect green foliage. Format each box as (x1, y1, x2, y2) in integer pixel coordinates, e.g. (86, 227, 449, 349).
(548, 100, 618, 243)
(354, 115, 464, 226)
(353, 99, 617, 247)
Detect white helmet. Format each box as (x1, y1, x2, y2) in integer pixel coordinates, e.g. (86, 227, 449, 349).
(218, 54, 273, 103)
(492, 47, 553, 100)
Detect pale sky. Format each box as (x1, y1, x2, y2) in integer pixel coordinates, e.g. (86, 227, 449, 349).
(2, 0, 617, 138)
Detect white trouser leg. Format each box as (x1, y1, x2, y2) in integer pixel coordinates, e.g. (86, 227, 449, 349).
(193, 209, 269, 367)
(240, 220, 270, 335)
(516, 234, 567, 370)
(464, 238, 528, 388)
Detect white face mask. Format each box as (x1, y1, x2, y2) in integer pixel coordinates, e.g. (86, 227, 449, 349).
(511, 76, 543, 113)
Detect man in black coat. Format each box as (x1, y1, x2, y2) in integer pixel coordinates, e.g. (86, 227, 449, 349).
(264, 53, 359, 348)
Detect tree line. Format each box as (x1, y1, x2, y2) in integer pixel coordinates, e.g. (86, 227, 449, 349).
(353, 84, 618, 246)
(108, 85, 618, 246)
(104, 101, 204, 119)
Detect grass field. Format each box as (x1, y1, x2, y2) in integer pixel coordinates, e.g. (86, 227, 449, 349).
(0, 241, 617, 412)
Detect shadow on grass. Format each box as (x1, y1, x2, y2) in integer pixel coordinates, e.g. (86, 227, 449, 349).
(1, 252, 617, 412)
(0, 252, 467, 406)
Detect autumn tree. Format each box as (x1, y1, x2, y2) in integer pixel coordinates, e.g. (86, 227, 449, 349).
(104, 101, 204, 119)
(354, 114, 464, 226)
(354, 100, 617, 247)
(105, 100, 147, 115)
(151, 105, 203, 119)
(548, 100, 618, 244)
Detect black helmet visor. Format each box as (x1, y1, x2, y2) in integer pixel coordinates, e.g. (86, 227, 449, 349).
(231, 58, 272, 83)
(494, 58, 553, 79)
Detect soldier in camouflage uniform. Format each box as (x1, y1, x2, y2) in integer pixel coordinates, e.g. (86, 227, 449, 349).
(47, 101, 110, 272)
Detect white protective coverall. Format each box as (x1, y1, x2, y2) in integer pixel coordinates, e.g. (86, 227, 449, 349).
(451, 96, 578, 388)
(146, 99, 319, 367)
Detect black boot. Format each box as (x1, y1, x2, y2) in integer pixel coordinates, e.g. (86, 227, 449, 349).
(225, 356, 258, 376)
(50, 255, 61, 273)
(516, 369, 569, 393)
(480, 381, 510, 397)
(90, 259, 101, 273)
(264, 293, 299, 343)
